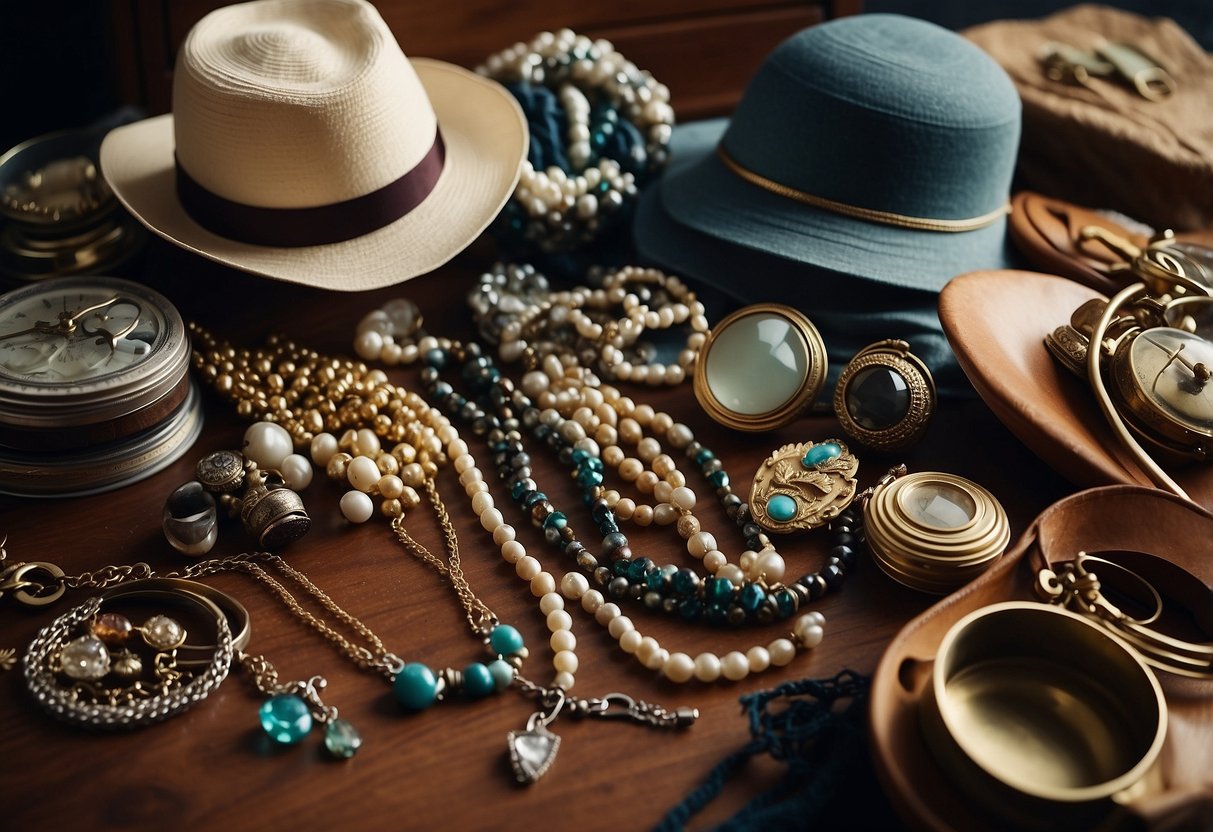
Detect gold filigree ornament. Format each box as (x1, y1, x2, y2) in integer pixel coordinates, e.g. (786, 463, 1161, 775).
(749, 440, 858, 533)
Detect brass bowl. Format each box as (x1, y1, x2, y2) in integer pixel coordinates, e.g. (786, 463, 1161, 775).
(920, 601, 1166, 828)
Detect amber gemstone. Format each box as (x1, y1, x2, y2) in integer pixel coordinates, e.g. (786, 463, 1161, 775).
(91, 612, 134, 646)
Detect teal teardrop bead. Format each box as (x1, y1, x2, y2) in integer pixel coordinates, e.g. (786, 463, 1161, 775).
(323, 718, 362, 759)
(259, 694, 313, 744)
(488, 659, 515, 690)
(489, 624, 525, 656)
(463, 663, 495, 698)
(802, 443, 841, 468)
(766, 494, 797, 522)
(394, 662, 439, 710)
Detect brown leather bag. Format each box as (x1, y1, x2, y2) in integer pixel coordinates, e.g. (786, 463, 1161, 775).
(870, 485, 1213, 831)
(967, 5, 1213, 231)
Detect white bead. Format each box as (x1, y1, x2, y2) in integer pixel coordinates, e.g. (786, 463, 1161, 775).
(721, 651, 750, 681)
(561, 571, 589, 599)
(670, 486, 696, 511)
(539, 592, 564, 615)
(746, 646, 771, 672)
(550, 630, 576, 653)
(480, 508, 504, 532)
(531, 572, 557, 597)
(354, 329, 383, 360)
(581, 589, 604, 613)
(279, 454, 313, 490)
(663, 652, 695, 683)
(515, 556, 541, 580)
(717, 564, 745, 585)
(554, 651, 579, 674)
(546, 609, 573, 632)
(768, 638, 797, 666)
(310, 433, 338, 466)
(607, 616, 634, 639)
(354, 428, 381, 457)
(694, 652, 722, 682)
(470, 491, 494, 515)
(804, 610, 826, 627)
(500, 540, 525, 564)
(794, 615, 825, 648)
(493, 524, 516, 545)
(754, 551, 786, 584)
(687, 532, 717, 558)
(346, 456, 380, 492)
(703, 551, 727, 574)
(646, 648, 670, 671)
(594, 602, 621, 625)
(242, 422, 294, 470)
(635, 636, 661, 664)
(339, 490, 374, 523)
(618, 629, 643, 654)
(553, 671, 576, 691)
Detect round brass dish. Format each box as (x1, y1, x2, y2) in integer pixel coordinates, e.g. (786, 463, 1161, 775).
(921, 602, 1166, 828)
(693, 303, 827, 432)
(864, 471, 1009, 594)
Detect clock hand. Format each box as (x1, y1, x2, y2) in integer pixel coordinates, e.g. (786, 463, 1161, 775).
(79, 298, 142, 348)
(53, 295, 121, 334)
(0, 323, 60, 342)
(1144, 335, 1212, 390)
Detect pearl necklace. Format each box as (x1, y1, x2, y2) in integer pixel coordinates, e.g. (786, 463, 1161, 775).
(191, 324, 693, 782)
(477, 30, 674, 253)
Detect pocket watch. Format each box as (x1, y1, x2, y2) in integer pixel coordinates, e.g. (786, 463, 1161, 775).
(1046, 243, 1213, 496)
(0, 276, 191, 451)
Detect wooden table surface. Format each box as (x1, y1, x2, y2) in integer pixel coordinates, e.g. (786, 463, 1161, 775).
(0, 239, 1072, 831)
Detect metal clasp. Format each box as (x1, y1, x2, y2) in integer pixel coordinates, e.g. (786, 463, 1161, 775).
(0, 561, 66, 607)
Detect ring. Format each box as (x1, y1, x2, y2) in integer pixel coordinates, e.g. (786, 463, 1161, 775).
(833, 340, 935, 451)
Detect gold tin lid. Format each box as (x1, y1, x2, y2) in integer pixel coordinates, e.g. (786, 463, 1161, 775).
(864, 471, 1009, 594)
(920, 601, 1166, 828)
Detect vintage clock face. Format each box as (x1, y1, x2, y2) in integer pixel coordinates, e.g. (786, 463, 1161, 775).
(0, 276, 189, 432)
(1123, 326, 1213, 438)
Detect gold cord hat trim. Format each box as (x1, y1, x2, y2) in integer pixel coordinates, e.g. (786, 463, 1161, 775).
(716, 144, 1010, 233)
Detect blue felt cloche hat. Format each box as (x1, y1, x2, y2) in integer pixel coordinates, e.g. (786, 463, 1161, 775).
(634, 14, 1023, 396)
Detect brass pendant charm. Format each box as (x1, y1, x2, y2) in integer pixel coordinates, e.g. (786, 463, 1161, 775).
(749, 440, 858, 533)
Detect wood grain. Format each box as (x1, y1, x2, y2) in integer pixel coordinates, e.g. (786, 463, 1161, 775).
(0, 238, 1073, 830)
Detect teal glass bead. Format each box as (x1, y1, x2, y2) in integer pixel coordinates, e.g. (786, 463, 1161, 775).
(705, 577, 733, 604)
(463, 663, 495, 698)
(775, 588, 799, 618)
(707, 470, 730, 489)
(323, 718, 362, 759)
(489, 624, 525, 656)
(740, 583, 767, 614)
(803, 443, 842, 468)
(576, 468, 604, 488)
(488, 659, 515, 691)
(259, 694, 313, 744)
(766, 494, 797, 523)
(695, 448, 715, 465)
(542, 511, 568, 531)
(394, 663, 439, 710)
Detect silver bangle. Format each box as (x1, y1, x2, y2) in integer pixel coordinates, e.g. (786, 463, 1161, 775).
(23, 592, 233, 729)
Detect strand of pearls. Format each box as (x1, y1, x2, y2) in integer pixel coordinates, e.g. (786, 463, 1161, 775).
(477, 29, 674, 253)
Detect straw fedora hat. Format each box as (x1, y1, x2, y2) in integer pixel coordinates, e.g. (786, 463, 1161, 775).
(100, 0, 527, 290)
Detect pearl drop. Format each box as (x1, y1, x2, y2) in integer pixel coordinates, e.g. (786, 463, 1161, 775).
(663, 652, 695, 683)
(550, 630, 576, 653)
(539, 592, 564, 615)
(754, 551, 787, 584)
(694, 652, 722, 682)
(243, 422, 294, 470)
(340, 491, 374, 523)
(717, 564, 745, 585)
(546, 609, 573, 632)
(607, 616, 634, 639)
(746, 646, 771, 672)
(561, 572, 589, 599)
(768, 638, 797, 666)
(515, 556, 541, 580)
(554, 650, 579, 674)
(310, 433, 339, 466)
(279, 454, 313, 490)
(354, 330, 383, 360)
(530, 572, 556, 597)
(619, 629, 643, 654)
(346, 456, 380, 492)
(721, 651, 750, 681)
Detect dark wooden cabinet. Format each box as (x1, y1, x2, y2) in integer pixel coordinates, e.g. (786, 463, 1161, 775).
(107, 0, 859, 121)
